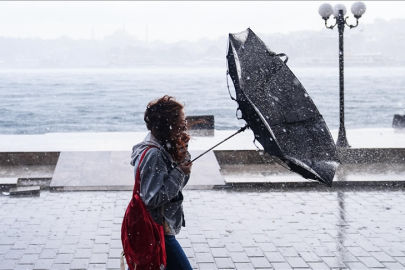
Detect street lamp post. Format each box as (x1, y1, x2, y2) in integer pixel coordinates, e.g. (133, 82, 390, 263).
(318, 2, 366, 148)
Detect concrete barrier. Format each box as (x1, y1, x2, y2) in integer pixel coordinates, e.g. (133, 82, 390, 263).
(215, 148, 405, 164)
(0, 152, 59, 166)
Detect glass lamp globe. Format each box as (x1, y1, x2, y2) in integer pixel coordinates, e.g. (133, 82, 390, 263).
(333, 4, 347, 18)
(318, 3, 333, 19)
(351, 2, 366, 18)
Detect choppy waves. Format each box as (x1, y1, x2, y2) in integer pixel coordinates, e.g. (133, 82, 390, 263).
(0, 67, 404, 134)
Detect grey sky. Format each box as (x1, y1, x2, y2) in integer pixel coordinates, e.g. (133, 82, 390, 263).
(0, 1, 403, 43)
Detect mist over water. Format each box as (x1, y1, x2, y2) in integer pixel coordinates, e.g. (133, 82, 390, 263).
(0, 66, 404, 134)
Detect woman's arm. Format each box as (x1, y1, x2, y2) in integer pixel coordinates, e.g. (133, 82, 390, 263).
(181, 151, 192, 189)
(139, 148, 185, 209)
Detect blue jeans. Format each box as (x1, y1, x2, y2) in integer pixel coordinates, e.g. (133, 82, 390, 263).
(164, 235, 193, 270)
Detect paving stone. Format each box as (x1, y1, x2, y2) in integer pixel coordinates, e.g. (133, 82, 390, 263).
(59, 244, 76, 254)
(238, 238, 257, 247)
(264, 252, 286, 262)
(244, 247, 265, 257)
(33, 258, 54, 269)
(94, 236, 110, 244)
(278, 247, 299, 257)
(215, 257, 235, 269)
(198, 262, 218, 269)
(14, 265, 37, 270)
(234, 262, 255, 270)
(250, 256, 272, 268)
(93, 243, 110, 253)
(357, 256, 385, 268)
(307, 262, 330, 269)
(0, 260, 18, 270)
(383, 247, 405, 256)
(63, 235, 80, 244)
(321, 256, 347, 268)
(271, 238, 291, 247)
(67, 228, 82, 236)
(23, 245, 43, 254)
(188, 226, 204, 235)
(110, 239, 122, 249)
(89, 263, 107, 269)
(39, 249, 57, 259)
(4, 249, 24, 259)
(370, 251, 397, 262)
(384, 262, 405, 269)
(286, 256, 310, 268)
(44, 240, 62, 249)
(1, 238, 17, 245)
(108, 248, 122, 259)
(257, 243, 277, 252)
(106, 258, 120, 269)
(51, 263, 70, 269)
(193, 243, 211, 253)
(345, 261, 369, 269)
(54, 253, 73, 264)
(394, 257, 405, 266)
(230, 252, 250, 263)
(195, 252, 215, 263)
(97, 228, 112, 236)
(208, 238, 226, 248)
(12, 240, 30, 250)
(0, 245, 12, 254)
(189, 257, 198, 269)
(298, 251, 322, 262)
(211, 248, 229, 258)
(311, 246, 336, 257)
(19, 254, 39, 264)
(204, 231, 221, 239)
(190, 234, 207, 243)
(77, 239, 94, 249)
(226, 242, 244, 252)
(271, 262, 292, 270)
(89, 252, 108, 264)
(70, 258, 89, 269)
(335, 251, 359, 262)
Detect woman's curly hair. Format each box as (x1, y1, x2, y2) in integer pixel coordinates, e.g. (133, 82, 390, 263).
(144, 95, 190, 162)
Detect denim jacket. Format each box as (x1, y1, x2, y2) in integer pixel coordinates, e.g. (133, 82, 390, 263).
(130, 132, 190, 235)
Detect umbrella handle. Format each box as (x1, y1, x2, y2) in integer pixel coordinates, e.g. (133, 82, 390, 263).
(189, 124, 249, 163)
(276, 53, 289, 64)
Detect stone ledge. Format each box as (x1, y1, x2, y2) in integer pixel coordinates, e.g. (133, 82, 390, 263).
(9, 185, 40, 196)
(0, 152, 60, 166)
(0, 177, 18, 191)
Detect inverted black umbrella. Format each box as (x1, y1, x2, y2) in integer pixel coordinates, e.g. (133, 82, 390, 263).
(192, 28, 339, 187)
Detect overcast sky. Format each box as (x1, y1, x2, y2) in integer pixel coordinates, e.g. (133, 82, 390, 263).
(0, 1, 403, 43)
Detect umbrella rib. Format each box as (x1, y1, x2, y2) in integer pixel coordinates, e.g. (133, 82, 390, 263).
(270, 115, 322, 127)
(242, 93, 282, 150)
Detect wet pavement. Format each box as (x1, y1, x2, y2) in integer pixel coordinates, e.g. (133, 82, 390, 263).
(1, 187, 405, 269)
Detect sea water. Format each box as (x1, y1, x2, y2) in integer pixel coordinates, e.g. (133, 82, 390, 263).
(0, 66, 404, 134)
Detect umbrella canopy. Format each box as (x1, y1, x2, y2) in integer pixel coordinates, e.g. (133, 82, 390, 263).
(226, 28, 339, 186)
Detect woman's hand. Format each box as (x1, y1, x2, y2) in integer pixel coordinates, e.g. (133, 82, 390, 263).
(178, 161, 193, 176)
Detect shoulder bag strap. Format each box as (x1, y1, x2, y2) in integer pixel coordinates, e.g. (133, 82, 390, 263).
(133, 146, 157, 197)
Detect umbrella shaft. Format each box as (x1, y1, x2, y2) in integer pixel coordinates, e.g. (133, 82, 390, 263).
(190, 125, 248, 163)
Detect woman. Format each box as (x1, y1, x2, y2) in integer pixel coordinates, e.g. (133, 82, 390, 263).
(129, 95, 193, 270)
